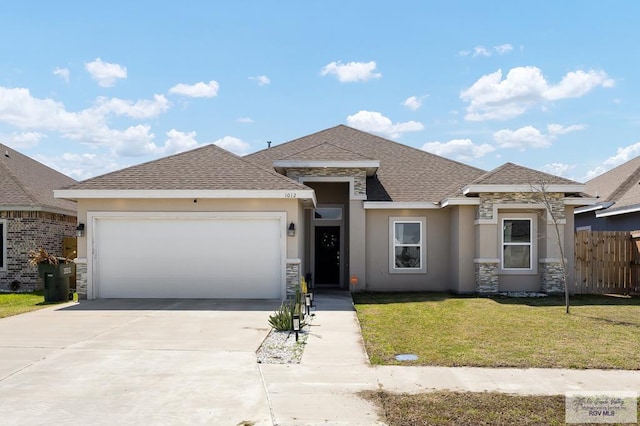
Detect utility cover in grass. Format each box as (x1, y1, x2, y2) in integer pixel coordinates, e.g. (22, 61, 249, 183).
(395, 354, 418, 361)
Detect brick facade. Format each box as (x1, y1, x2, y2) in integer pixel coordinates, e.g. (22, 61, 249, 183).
(477, 192, 565, 221)
(285, 260, 301, 299)
(540, 261, 566, 293)
(475, 261, 499, 293)
(0, 211, 76, 292)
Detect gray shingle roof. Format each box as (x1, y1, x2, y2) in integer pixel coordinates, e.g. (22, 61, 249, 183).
(65, 144, 309, 191)
(584, 155, 640, 210)
(248, 125, 485, 202)
(469, 162, 580, 186)
(0, 143, 77, 214)
(281, 142, 375, 161)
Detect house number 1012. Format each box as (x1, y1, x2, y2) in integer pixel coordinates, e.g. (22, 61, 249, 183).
(285, 193, 297, 198)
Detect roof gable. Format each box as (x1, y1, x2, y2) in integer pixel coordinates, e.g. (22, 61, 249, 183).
(583, 155, 640, 214)
(63, 144, 309, 192)
(247, 125, 485, 202)
(0, 143, 77, 214)
(470, 162, 580, 186)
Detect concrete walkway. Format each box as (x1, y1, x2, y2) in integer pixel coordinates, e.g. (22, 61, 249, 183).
(260, 291, 640, 425)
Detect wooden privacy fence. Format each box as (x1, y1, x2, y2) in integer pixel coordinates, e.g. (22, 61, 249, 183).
(574, 230, 640, 294)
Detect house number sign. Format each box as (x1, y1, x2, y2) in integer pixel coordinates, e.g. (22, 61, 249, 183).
(284, 193, 297, 198)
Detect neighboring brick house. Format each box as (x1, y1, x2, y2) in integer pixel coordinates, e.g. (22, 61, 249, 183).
(0, 143, 77, 292)
(56, 125, 595, 299)
(575, 155, 640, 231)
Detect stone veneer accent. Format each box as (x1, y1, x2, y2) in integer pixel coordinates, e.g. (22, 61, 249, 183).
(477, 192, 565, 221)
(75, 260, 88, 300)
(475, 261, 499, 293)
(286, 260, 301, 299)
(0, 211, 76, 292)
(284, 167, 367, 197)
(540, 261, 565, 294)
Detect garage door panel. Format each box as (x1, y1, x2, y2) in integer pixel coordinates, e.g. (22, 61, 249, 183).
(94, 216, 282, 299)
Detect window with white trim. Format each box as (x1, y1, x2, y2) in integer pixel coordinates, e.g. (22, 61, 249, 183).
(0, 220, 6, 270)
(389, 217, 426, 273)
(502, 218, 532, 269)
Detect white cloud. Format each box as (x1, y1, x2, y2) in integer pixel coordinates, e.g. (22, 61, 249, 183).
(603, 142, 640, 168)
(473, 46, 491, 57)
(0, 87, 168, 155)
(421, 139, 495, 162)
(583, 142, 640, 180)
(249, 75, 271, 86)
(85, 58, 127, 87)
(39, 152, 125, 181)
(547, 123, 586, 136)
(237, 117, 254, 123)
(494, 44, 513, 55)
(161, 129, 200, 155)
(213, 136, 250, 155)
(403, 95, 423, 111)
(168, 80, 219, 97)
(1, 131, 45, 149)
(320, 61, 381, 83)
(91, 94, 170, 119)
(540, 162, 574, 177)
(346, 110, 423, 138)
(53, 67, 70, 83)
(460, 66, 614, 121)
(458, 50, 471, 57)
(493, 125, 551, 150)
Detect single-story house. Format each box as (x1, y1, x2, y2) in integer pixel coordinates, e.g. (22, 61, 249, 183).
(55, 125, 594, 299)
(575, 155, 640, 231)
(1, 143, 77, 292)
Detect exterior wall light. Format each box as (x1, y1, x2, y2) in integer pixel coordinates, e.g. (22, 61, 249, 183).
(76, 223, 85, 238)
(287, 222, 296, 237)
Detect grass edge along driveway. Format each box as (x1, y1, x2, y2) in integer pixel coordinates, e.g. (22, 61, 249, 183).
(353, 292, 640, 370)
(0, 291, 57, 318)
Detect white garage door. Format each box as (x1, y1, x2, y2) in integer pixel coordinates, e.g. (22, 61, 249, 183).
(93, 215, 283, 299)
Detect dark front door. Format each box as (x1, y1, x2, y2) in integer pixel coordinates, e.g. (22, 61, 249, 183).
(314, 226, 340, 285)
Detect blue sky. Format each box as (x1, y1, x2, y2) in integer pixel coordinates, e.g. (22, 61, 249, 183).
(1, 1, 638, 182)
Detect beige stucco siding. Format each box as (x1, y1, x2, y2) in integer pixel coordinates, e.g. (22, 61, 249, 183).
(75, 198, 304, 261)
(450, 205, 476, 293)
(365, 209, 451, 291)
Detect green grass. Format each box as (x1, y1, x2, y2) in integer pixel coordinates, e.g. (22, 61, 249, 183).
(0, 291, 58, 318)
(361, 390, 639, 426)
(353, 293, 640, 369)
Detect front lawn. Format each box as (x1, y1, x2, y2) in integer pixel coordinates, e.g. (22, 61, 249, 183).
(0, 291, 54, 318)
(353, 293, 640, 369)
(361, 390, 640, 426)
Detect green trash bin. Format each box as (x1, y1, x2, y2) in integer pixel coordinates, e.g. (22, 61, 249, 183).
(37, 263, 75, 302)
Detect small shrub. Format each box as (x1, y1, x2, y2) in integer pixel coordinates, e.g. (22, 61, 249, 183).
(268, 300, 305, 331)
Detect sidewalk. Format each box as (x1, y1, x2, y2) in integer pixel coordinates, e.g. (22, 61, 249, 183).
(260, 291, 640, 425)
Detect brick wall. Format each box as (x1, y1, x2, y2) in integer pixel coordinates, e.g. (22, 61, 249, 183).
(0, 211, 76, 292)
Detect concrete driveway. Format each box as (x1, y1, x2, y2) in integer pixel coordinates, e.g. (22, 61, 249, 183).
(0, 299, 281, 426)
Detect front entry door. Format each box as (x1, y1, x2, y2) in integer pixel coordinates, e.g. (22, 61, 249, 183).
(314, 226, 340, 285)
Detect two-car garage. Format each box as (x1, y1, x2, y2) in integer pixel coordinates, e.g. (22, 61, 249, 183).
(89, 212, 285, 299)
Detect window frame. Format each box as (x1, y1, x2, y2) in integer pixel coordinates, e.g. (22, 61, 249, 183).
(501, 217, 533, 271)
(389, 216, 427, 274)
(0, 219, 6, 271)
